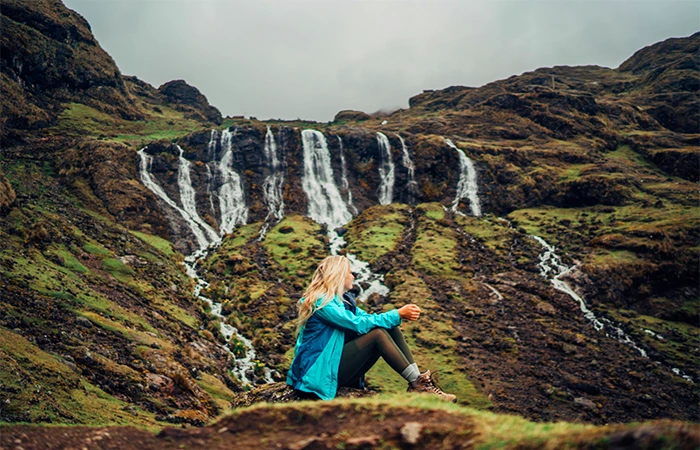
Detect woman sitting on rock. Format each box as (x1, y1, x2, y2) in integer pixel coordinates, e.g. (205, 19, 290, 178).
(286, 255, 456, 402)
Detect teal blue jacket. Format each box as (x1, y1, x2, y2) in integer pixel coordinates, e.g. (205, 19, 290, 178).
(286, 294, 401, 400)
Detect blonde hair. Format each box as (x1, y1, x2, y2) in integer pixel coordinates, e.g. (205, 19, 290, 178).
(295, 255, 350, 334)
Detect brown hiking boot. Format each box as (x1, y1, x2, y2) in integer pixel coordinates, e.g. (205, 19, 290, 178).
(407, 370, 457, 403)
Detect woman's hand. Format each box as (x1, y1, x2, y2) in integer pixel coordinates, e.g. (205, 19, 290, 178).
(398, 304, 421, 321)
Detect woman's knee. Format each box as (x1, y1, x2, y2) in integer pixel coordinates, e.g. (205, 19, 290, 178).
(366, 328, 391, 345)
(366, 327, 388, 337)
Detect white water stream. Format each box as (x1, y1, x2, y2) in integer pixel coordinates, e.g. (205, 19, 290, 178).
(532, 235, 693, 382)
(338, 137, 358, 215)
(444, 138, 481, 216)
(301, 130, 353, 229)
(397, 134, 417, 203)
(205, 164, 217, 216)
(138, 149, 211, 249)
(177, 145, 220, 244)
(301, 130, 389, 302)
(138, 145, 273, 386)
(376, 132, 395, 205)
(262, 126, 285, 221)
(218, 129, 248, 234)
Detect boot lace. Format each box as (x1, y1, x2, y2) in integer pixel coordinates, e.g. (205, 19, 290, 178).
(426, 371, 448, 395)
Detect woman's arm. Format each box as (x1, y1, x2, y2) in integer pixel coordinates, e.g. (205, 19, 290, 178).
(315, 298, 401, 335)
(356, 303, 421, 321)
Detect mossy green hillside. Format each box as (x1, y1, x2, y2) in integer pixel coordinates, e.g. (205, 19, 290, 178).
(0, 328, 160, 428)
(50, 102, 206, 145)
(196, 372, 237, 411)
(604, 310, 699, 377)
(344, 204, 410, 263)
(0, 158, 235, 426)
(130, 230, 175, 256)
(456, 214, 515, 253)
(366, 270, 492, 409)
(262, 215, 327, 288)
(507, 203, 698, 255)
(412, 204, 459, 277)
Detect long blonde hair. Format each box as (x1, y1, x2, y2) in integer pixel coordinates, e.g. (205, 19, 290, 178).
(295, 255, 350, 334)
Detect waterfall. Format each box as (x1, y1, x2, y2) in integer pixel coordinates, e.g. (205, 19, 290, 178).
(138, 148, 212, 249)
(205, 164, 217, 216)
(338, 137, 358, 215)
(445, 138, 481, 217)
(176, 145, 220, 245)
(207, 129, 218, 160)
(530, 234, 694, 382)
(301, 129, 387, 302)
(301, 129, 353, 229)
(218, 129, 248, 234)
(531, 235, 700, 383)
(397, 134, 417, 203)
(138, 145, 273, 386)
(376, 132, 395, 205)
(262, 126, 285, 221)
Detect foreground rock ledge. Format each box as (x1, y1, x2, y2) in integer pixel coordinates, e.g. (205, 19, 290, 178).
(2, 399, 698, 450)
(230, 382, 376, 408)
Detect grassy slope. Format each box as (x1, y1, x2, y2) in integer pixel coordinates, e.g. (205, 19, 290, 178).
(0, 157, 237, 426)
(48, 102, 208, 146)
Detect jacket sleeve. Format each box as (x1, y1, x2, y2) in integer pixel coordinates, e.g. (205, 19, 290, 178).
(314, 298, 401, 335)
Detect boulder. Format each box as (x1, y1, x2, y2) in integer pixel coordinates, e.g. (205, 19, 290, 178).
(333, 110, 370, 122)
(158, 80, 222, 125)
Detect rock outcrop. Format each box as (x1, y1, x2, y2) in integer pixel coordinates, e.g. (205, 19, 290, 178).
(0, 0, 142, 139)
(333, 109, 371, 122)
(158, 80, 223, 125)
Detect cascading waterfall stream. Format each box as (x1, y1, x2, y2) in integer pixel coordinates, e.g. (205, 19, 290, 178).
(205, 164, 217, 216)
(301, 130, 389, 302)
(207, 129, 218, 160)
(138, 145, 273, 386)
(184, 250, 274, 385)
(338, 137, 358, 215)
(205, 131, 218, 216)
(376, 132, 395, 205)
(218, 129, 248, 234)
(262, 126, 285, 221)
(258, 127, 285, 241)
(397, 134, 417, 203)
(532, 235, 693, 383)
(176, 145, 220, 244)
(138, 149, 211, 249)
(301, 129, 353, 229)
(445, 138, 481, 216)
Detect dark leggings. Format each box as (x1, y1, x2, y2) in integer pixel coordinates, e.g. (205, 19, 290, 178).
(338, 327, 415, 387)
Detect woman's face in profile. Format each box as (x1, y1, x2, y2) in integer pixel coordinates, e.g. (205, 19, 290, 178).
(344, 267, 354, 292)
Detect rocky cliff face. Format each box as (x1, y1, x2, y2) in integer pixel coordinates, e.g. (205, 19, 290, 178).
(0, 0, 223, 144)
(0, 0, 140, 139)
(141, 126, 467, 254)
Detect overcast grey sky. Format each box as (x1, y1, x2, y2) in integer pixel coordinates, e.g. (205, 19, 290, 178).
(63, 0, 699, 122)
